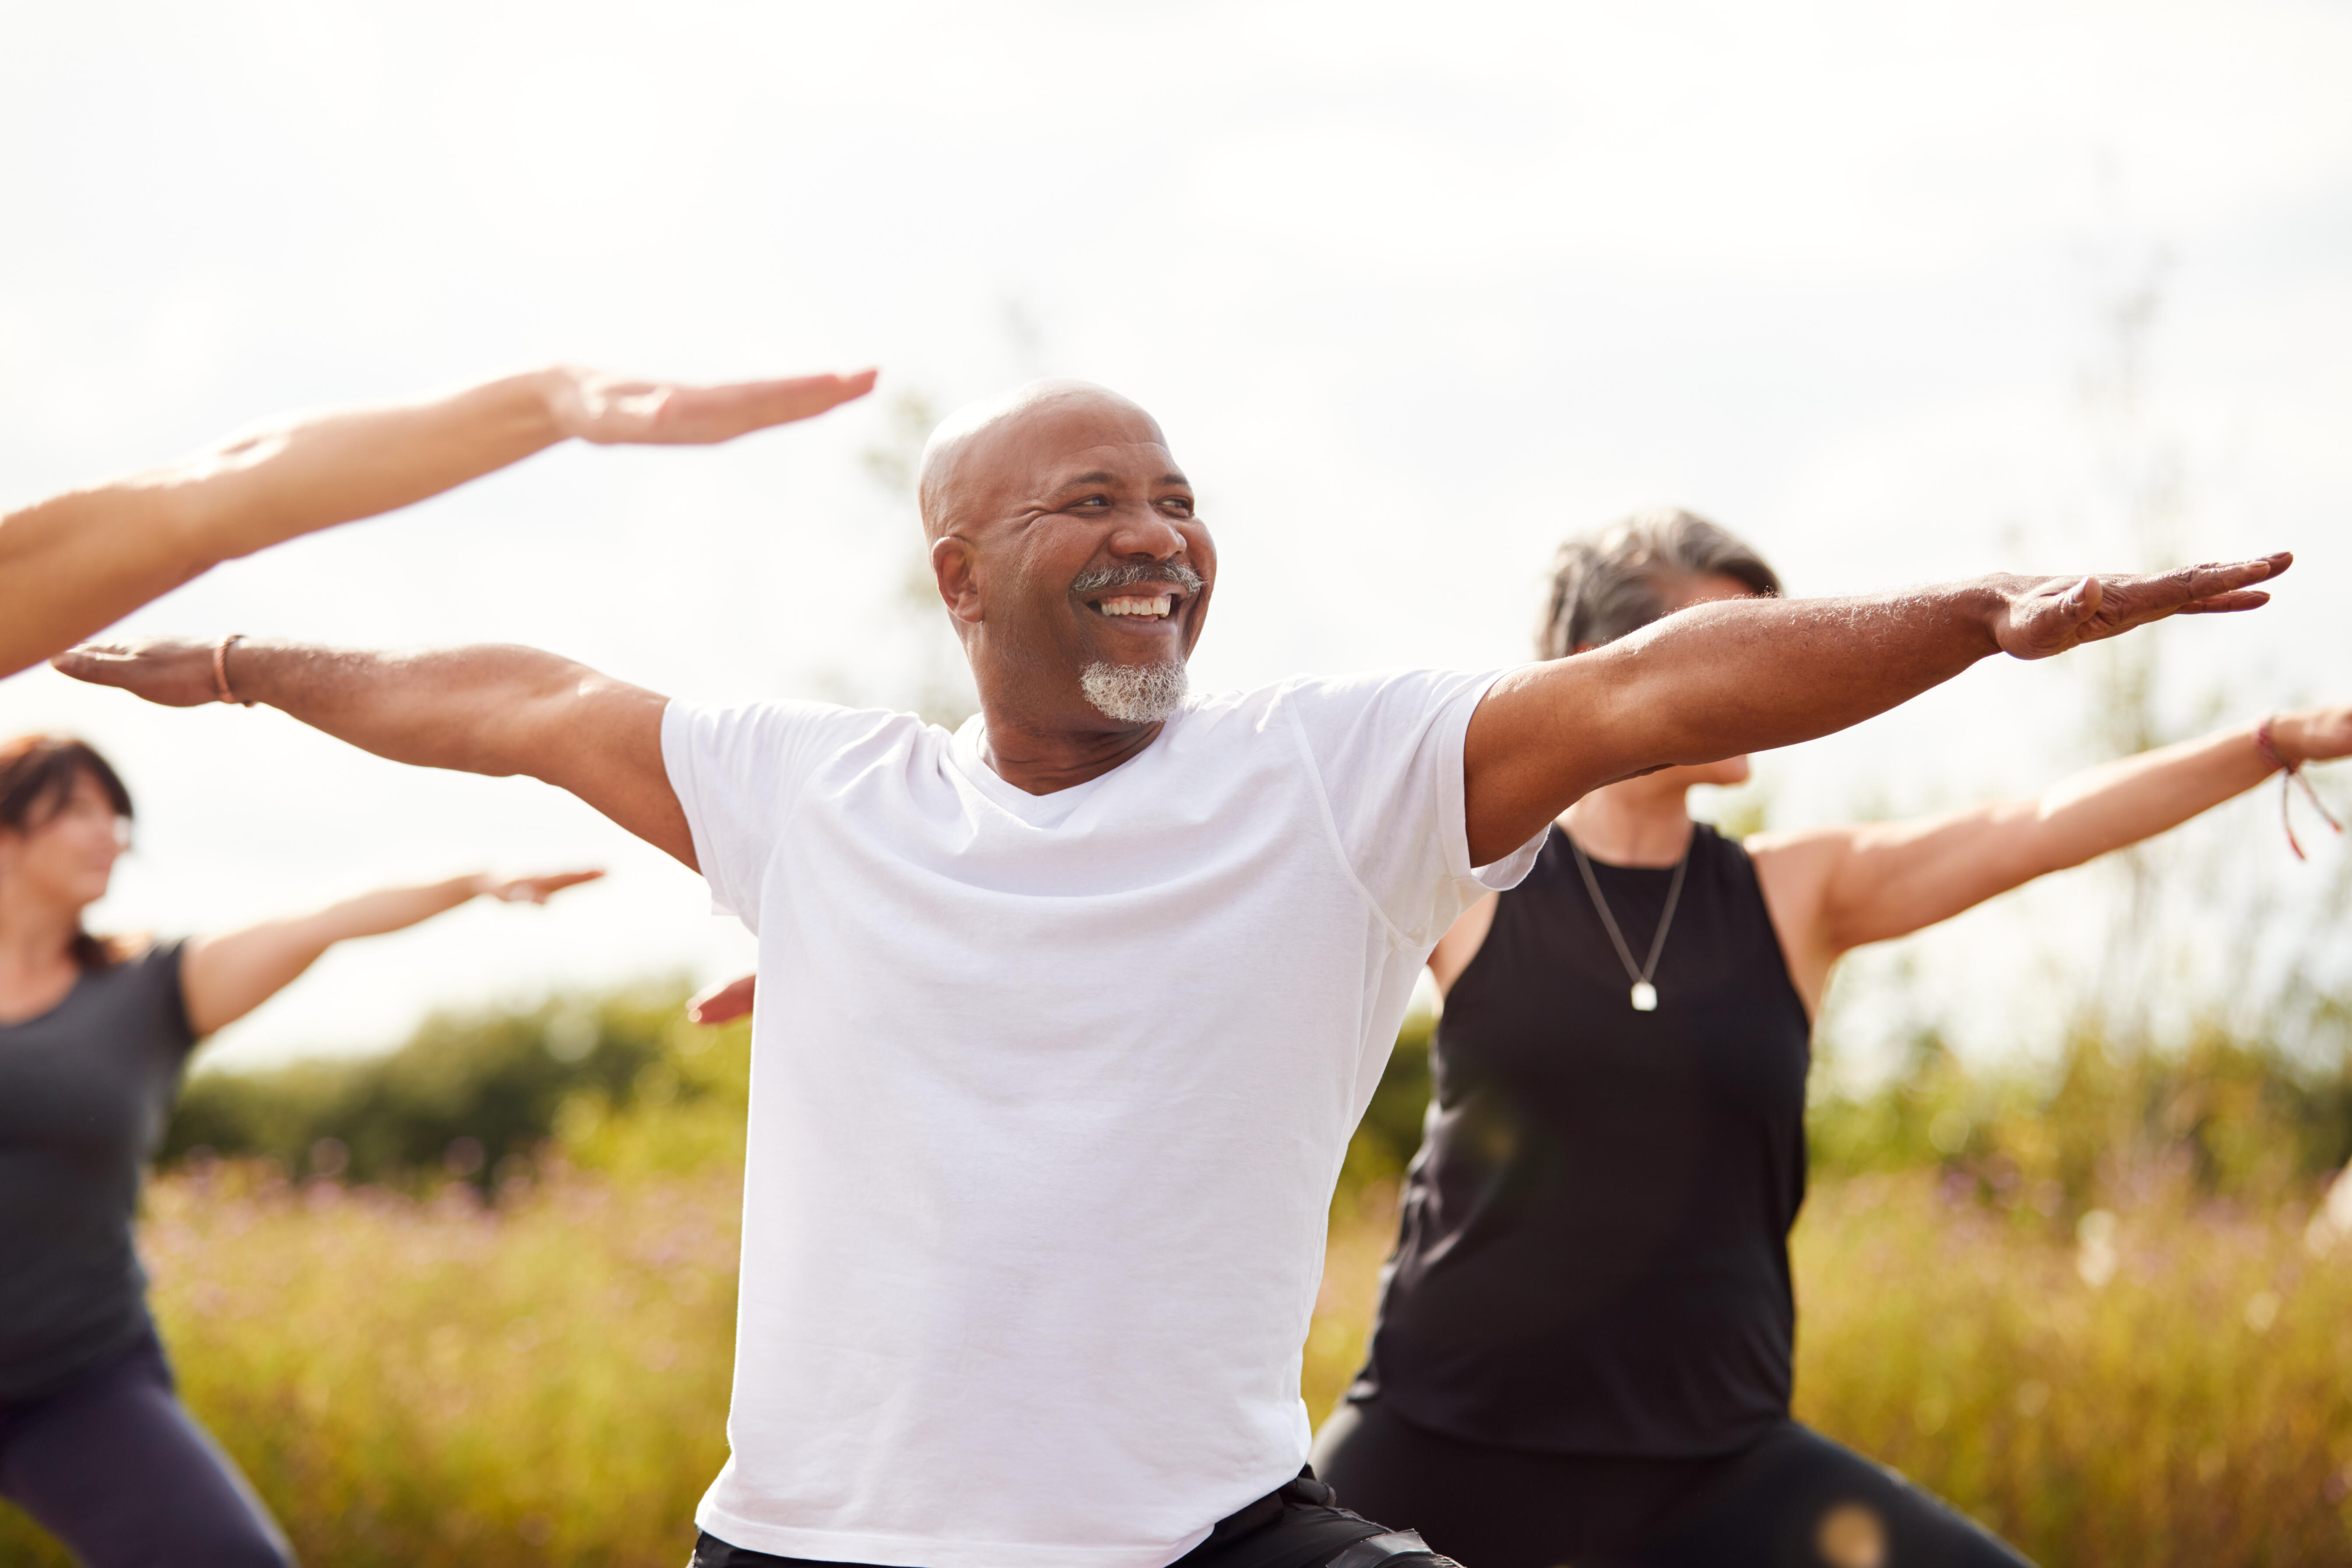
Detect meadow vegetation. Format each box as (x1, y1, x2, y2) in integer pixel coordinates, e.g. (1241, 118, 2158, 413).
(5, 986, 2351, 1564)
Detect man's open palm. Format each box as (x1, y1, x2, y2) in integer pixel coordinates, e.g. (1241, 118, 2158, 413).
(550, 369, 879, 446)
(1994, 553, 2292, 661)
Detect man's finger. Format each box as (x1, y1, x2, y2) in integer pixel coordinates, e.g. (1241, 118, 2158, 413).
(2167, 553, 2293, 601)
(2172, 590, 2273, 615)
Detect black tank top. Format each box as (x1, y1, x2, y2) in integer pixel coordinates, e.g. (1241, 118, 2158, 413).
(1350, 823, 1812, 1456)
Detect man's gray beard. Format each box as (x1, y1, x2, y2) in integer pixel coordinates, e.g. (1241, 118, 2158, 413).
(1080, 659, 1189, 724)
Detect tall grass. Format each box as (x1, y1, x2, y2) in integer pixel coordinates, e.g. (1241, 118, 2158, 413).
(8, 992, 2351, 1564)
(6, 1156, 2348, 1565)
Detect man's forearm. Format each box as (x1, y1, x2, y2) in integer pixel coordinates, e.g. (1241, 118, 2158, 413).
(0, 373, 563, 678)
(1462, 553, 2288, 866)
(1582, 583, 2006, 773)
(228, 638, 595, 780)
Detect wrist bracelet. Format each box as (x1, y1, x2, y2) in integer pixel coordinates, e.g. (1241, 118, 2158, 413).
(2255, 713, 2340, 861)
(211, 635, 255, 708)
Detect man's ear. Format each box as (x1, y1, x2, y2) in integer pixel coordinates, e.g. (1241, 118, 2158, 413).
(931, 536, 985, 625)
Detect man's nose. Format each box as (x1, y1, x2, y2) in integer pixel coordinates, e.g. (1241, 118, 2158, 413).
(1104, 501, 1189, 562)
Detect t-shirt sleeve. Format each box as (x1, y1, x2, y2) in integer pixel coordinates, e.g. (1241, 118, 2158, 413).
(662, 698, 869, 933)
(141, 938, 198, 1054)
(1283, 668, 1548, 947)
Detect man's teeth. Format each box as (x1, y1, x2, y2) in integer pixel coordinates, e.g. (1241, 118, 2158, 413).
(1099, 595, 1174, 618)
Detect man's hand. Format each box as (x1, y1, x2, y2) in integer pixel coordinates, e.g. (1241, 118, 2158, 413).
(546, 368, 879, 446)
(55, 635, 694, 869)
(49, 637, 225, 707)
(1991, 554, 2291, 660)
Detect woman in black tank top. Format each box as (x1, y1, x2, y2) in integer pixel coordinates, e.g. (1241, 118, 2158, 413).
(1312, 511, 2352, 1568)
(0, 735, 603, 1568)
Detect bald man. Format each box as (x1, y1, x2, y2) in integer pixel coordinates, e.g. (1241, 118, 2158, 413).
(58, 380, 2288, 1568)
(0, 365, 876, 681)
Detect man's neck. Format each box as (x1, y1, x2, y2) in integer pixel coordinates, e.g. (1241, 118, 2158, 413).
(973, 703, 1166, 795)
(1559, 779, 1693, 867)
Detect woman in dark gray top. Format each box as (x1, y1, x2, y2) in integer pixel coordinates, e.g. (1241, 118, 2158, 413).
(0, 734, 600, 1568)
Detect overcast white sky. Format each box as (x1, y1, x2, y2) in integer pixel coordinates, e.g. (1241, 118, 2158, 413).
(4, 0, 2348, 1073)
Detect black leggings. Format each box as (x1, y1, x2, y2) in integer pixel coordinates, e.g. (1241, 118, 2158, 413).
(1312, 1399, 2035, 1568)
(0, 1332, 292, 1568)
(692, 1468, 1460, 1568)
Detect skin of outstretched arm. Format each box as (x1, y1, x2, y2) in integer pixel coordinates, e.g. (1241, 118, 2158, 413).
(50, 634, 690, 871)
(179, 868, 603, 1037)
(1460, 560, 2287, 868)
(0, 375, 563, 679)
(0, 365, 876, 679)
(1748, 704, 2352, 1005)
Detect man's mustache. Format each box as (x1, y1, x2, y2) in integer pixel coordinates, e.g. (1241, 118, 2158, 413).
(1069, 561, 1205, 596)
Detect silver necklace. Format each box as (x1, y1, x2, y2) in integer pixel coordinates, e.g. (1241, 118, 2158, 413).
(1567, 830, 1690, 1012)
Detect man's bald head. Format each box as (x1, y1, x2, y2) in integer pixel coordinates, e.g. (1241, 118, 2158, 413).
(917, 380, 1167, 542)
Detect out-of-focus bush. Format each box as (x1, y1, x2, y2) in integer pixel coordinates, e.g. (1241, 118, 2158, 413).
(161, 984, 707, 1187)
(1808, 1019, 2352, 1212)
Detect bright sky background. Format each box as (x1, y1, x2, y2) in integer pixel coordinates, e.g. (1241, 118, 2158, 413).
(4, 0, 2348, 1074)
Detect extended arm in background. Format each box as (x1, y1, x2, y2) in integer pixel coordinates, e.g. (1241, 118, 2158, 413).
(0, 364, 876, 679)
(1748, 705, 2352, 1012)
(687, 973, 757, 1025)
(180, 870, 604, 1037)
(51, 637, 690, 864)
(1460, 557, 2291, 866)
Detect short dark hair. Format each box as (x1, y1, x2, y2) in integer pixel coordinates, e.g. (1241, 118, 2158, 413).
(0, 735, 138, 970)
(1538, 508, 1782, 660)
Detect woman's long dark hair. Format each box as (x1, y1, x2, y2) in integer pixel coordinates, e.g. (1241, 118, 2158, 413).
(0, 735, 136, 970)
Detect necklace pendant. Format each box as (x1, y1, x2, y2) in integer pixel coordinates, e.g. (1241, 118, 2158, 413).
(1630, 981, 1658, 1012)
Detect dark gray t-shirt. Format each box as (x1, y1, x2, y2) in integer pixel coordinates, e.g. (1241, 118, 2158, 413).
(0, 941, 194, 1398)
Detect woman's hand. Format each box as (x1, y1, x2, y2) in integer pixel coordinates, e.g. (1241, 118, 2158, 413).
(480, 869, 606, 904)
(183, 868, 607, 1036)
(687, 973, 756, 1026)
(544, 368, 878, 446)
(2275, 705, 2352, 766)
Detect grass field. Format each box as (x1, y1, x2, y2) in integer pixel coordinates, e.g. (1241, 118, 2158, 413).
(6, 1155, 2349, 1566)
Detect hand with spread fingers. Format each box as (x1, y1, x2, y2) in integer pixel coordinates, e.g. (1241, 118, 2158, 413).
(1990, 554, 2293, 660)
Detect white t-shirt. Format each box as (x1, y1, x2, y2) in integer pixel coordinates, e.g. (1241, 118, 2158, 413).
(663, 669, 1542, 1568)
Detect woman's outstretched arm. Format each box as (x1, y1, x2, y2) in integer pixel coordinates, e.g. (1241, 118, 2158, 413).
(1750, 706, 2352, 1009)
(179, 869, 603, 1037)
(0, 365, 876, 679)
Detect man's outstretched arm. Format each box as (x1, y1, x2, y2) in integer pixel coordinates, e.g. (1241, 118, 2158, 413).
(51, 637, 692, 867)
(1462, 558, 2291, 865)
(0, 364, 876, 679)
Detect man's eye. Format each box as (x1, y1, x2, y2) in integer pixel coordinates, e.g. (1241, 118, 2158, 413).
(1163, 497, 1194, 515)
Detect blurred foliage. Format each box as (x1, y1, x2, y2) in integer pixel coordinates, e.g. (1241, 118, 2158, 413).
(1808, 1016, 2352, 1217)
(161, 984, 711, 1189)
